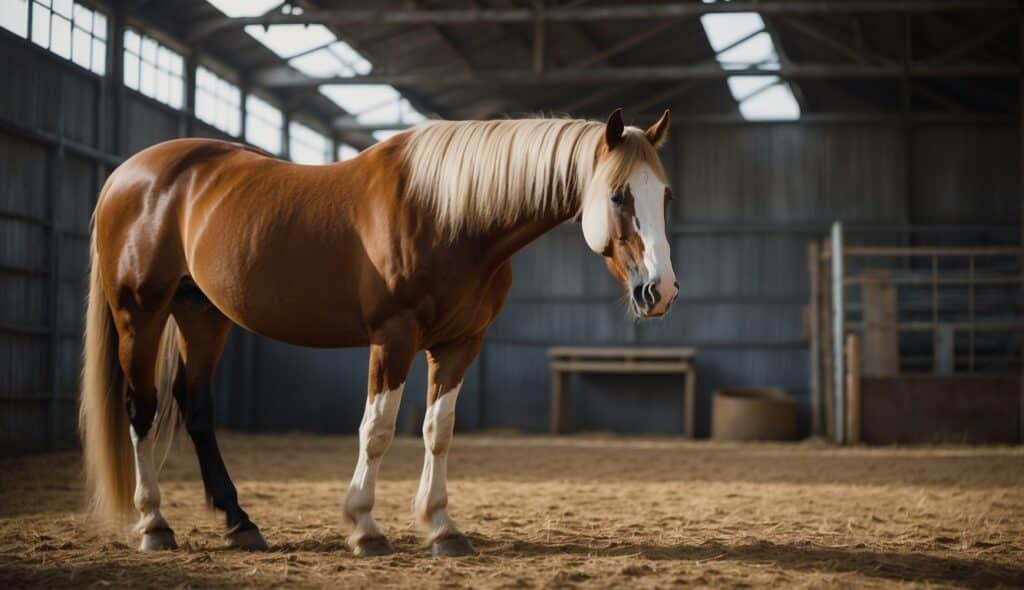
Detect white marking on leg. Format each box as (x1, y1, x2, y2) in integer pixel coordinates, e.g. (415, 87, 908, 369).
(343, 384, 404, 545)
(415, 382, 461, 542)
(131, 426, 169, 533)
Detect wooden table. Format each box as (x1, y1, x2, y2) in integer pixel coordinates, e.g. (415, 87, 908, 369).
(547, 346, 698, 438)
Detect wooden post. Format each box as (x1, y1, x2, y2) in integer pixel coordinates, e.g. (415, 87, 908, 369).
(684, 363, 696, 439)
(845, 334, 861, 445)
(861, 270, 899, 376)
(821, 240, 835, 440)
(807, 242, 822, 436)
(549, 367, 565, 434)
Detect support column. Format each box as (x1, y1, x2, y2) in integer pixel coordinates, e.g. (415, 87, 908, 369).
(830, 222, 845, 444)
(1018, 6, 1023, 443)
(902, 13, 914, 236)
(47, 75, 66, 449)
(111, 0, 127, 156)
(281, 111, 291, 160)
(183, 52, 198, 137)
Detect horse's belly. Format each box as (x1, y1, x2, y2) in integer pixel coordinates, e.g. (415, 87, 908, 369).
(188, 232, 370, 348)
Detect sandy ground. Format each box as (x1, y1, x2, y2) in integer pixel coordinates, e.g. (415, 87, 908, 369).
(1, 432, 1023, 589)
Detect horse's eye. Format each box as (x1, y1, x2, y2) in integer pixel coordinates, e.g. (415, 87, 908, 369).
(610, 193, 624, 206)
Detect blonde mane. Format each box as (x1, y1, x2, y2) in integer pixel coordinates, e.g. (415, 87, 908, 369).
(402, 118, 665, 236)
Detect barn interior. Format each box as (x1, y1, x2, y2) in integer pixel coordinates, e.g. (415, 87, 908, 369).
(1, 1, 1023, 588)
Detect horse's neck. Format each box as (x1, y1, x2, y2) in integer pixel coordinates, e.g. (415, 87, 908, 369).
(477, 192, 580, 271)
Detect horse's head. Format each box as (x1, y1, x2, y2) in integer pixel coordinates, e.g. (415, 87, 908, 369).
(582, 109, 677, 319)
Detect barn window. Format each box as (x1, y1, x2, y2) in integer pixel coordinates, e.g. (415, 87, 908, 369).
(5, 0, 108, 75)
(320, 85, 425, 130)
(195, 65, 241, 136)
(0, 0, 29, 37)
(288, 121, 331, 165)
(124, 28, 184, 109)
(245, 94, 283, 155)
(337, 143, 359, 161)
(205, 1, 424, 132)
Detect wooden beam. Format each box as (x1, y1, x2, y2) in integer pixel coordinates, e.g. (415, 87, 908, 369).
(255, 63, 1019, 88)
(926, 20, 1016, 64)
(188, 1, 1016, 41)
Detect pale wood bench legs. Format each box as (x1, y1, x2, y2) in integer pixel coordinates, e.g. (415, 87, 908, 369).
(548, 367, 697, 438)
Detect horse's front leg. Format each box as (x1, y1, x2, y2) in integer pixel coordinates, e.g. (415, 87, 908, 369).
(343, 333, 417, 556)
(416, 338, 483, 557)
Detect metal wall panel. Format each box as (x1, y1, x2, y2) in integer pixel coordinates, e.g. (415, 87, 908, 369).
(124, 96, 181, 155)
(1, 20, 1020, 446)
(911, 125, 1020, 224)
(470, 123, 1015, 437)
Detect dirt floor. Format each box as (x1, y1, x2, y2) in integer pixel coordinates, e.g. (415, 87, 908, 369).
(1, 433, 1023, 589)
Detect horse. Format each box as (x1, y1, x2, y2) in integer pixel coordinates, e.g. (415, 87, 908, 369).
(79, 108, 678, 557)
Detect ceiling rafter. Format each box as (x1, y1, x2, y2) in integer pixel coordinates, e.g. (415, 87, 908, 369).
(187, 1, 1016, 42)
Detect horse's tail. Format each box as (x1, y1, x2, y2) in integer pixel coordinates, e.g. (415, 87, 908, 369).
(80, 187, 182, 524)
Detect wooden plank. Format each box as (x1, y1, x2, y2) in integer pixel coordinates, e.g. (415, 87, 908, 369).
(807, 241, 822, 436)
(548, 368, 566, 434)
(843, 246, 1024, 257)
(550, 360, 694, 374)
(861, 270, 900, 376)
(548, 346, 696, 359)
(846, 333, 861, 444)
(821, 239, 835, 440)
(684, 366, 696, 438)
(860, 374, 1020, 444)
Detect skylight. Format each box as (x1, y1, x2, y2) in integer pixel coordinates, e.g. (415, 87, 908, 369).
(205, 0, 425, 132)
(699, 11, 800, 121)
(204, 0, 285, 17)
(320, 85, 425, 126)
(372, 130, 401, 143)
(337, 144, 359, 161)
(245, 24, 337, 59)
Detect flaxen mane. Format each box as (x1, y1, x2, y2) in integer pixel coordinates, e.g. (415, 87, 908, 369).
(402, 118, 666, 236)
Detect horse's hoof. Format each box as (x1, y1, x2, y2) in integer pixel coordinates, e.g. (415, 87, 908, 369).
(226, 526, 269, 551)
(352, 536, 394, 557)
(431, 534, 476, 557)
(139, 528, 178, 551)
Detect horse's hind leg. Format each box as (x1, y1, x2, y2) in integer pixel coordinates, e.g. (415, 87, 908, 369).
(416, 337, 484, 557)
(171, 293, 267, 550)
(112, 301, 177, 551)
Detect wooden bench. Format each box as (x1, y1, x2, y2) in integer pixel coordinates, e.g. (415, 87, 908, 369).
(547, 346, 698, 438)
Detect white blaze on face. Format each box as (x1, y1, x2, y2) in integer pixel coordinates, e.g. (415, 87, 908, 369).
(629, 164, 677, 311)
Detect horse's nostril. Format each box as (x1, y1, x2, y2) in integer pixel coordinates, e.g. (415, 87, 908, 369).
(673, 281, 679, 289)
(647, 282, 661, 305)
(632, 284, 645, 303)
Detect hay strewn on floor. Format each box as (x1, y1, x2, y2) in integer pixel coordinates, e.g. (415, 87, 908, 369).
(1, 432, 1023, 589)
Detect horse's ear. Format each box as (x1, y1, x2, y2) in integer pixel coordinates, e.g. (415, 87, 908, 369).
(605, 108, 625, 150)
(645, 109, 671, 149)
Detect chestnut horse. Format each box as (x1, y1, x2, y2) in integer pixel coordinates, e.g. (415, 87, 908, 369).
(79, 108, 678, 556)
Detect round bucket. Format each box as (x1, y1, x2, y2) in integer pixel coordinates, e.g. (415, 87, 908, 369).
(711, 388, 797, 441)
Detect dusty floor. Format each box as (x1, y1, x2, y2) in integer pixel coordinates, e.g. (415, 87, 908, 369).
(1, 433, 1023, 589)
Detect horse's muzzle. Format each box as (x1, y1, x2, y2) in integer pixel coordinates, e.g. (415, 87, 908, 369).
(631, 279, 678, 318)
